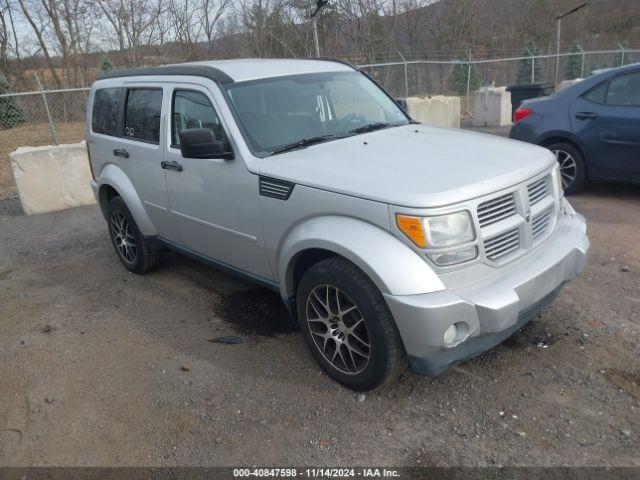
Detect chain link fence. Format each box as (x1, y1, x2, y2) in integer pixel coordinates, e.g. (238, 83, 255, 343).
(0, 47, 637, 148)
(0, 87, 90, 145)
(361, 48, 639, 109)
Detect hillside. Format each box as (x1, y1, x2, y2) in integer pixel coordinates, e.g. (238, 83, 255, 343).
(388, 0, 640, 61)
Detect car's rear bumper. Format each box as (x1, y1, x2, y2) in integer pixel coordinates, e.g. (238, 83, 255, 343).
(383, 208, 589, 376)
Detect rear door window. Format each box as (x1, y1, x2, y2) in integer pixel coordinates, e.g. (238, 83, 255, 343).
(92, 88, 120, 136)
(124, 89, 163, 143)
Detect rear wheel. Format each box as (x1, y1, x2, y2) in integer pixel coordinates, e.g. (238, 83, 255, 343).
(296, 257, 405, 391)
(107, 196, 160, 274)
(547, 141, 586, 195)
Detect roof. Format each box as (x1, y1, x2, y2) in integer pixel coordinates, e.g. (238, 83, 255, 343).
(97, 58, 355, 84)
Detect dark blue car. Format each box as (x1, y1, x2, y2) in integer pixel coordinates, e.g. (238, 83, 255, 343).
(510, 63, 640, 194)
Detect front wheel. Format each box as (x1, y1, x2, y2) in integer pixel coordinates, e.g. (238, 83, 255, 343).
(547, 142, 586, 195)
(296, 257, 405, 391)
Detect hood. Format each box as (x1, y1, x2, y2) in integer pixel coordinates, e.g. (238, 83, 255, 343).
(258, 124, 555, 208)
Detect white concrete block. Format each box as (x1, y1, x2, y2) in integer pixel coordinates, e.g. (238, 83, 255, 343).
(472, 87, 512, 127)
(556, 78, 584, 92)
(405, 96, 461, 128)
(10, 142, 96, 215)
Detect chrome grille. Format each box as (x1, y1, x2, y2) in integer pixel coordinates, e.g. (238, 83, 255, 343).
(532, 208, 552, 240)
(527, 176, 549, 205)
(484, 228, 520, 261)
(477, 193, 517, 227)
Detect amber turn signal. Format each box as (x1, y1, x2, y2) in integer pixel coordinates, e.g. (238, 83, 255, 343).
(396, 215, 427, 248)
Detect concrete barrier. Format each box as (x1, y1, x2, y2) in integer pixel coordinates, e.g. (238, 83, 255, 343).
(473, 87, 512, 127)
(405, 96, 461, 128)
(10, 142, 96, 215)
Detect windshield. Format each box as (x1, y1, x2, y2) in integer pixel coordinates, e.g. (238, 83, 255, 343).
(223, 71, 410, 156)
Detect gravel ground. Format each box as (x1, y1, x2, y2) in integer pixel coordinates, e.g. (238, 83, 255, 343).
(1, 129, 639, 466)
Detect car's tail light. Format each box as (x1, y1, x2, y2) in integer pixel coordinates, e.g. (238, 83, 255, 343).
(514, 107, 533, 123)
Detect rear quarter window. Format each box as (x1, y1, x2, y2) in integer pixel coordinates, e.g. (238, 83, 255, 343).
(583, 82, 607, 104)
(92, 88, 120, 136)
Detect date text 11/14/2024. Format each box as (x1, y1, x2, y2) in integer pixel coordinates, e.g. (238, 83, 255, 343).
(232, 468, 401, 477)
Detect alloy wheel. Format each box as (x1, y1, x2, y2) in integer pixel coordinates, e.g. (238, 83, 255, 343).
(553, 149, 577, 190)
(110, 210, 137, 264)
(305, 284, 371, 375)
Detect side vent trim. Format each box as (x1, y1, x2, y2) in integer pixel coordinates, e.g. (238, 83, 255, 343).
(259, 176, 295, 201)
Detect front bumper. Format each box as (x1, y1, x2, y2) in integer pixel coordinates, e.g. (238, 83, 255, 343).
(384, 208, 589, 376)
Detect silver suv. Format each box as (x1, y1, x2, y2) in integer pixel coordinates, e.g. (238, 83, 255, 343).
(86, 59, 589, 390)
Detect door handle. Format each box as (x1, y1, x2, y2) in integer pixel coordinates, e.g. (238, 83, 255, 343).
(161, 160, 183, 172)
(575, 112, 600, 120)
(113, 148, 129, 158)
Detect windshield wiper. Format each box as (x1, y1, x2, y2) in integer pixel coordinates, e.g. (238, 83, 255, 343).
(347, 122, 391, 135)
(271, 135, 339, 155)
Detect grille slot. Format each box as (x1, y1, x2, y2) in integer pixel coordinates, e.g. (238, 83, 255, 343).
(532, 209, 552, 239)
(484, 228, 520, 261)
(259, 176, 295, 200)
(477, 193, 517, 228)
(527, 177, 549, 205)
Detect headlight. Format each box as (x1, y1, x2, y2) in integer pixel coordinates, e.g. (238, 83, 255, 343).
(423, 211, 475, 247)
(396, 211, 478, 266)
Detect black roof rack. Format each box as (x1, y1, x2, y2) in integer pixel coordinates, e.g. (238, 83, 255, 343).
(97, 64, 234, 84)
(307, 57, 359, 70)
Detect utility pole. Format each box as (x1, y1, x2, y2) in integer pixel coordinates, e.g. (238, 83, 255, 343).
(310, 0, 328, 57)
(555, 3, 589, 84)
(312, 17, 320, 58)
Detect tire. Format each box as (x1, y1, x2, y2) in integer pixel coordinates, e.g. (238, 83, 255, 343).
(107, 196, 160, 274)
(296, 257, 405, 391)
(546, 141, 586, 195)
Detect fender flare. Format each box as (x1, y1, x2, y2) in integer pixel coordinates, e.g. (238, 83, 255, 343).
(536, 130, 588, 160)
(278, 215, 445, 300)
(97, 163, 158, 236)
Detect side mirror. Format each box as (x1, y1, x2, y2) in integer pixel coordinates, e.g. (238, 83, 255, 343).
(178, 128, 234, 160)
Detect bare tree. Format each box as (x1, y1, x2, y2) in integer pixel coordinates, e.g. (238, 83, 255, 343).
(16, 0, 63, 87)
(167, 0, 202, 61)
(200, 0, 231, 58)
(97, 0, 127, 55)
(97, 0, 162, 67)
(0, 1, 9, 74)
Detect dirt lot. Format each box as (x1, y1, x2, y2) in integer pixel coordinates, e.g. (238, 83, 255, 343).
(0, 122, 85, 200)
(1, 122, 639, 466)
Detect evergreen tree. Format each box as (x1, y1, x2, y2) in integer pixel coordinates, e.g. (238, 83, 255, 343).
(564, 42, 583, 80)
(100, 57, 114, 72)
(516, 41, 545, 84)
(0, 75, 26, 129)
(449, 53, 479, 95)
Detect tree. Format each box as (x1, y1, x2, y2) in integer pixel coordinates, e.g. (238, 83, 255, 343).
(449, 52, 479, 95)
(199, 0, 231, 58)
(564, 42, 582, 80)
(100, 57, 114, 71)
(0, 74, 25, 129)
(16, 0, 63, 87)
(516, 41, 544, 84)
